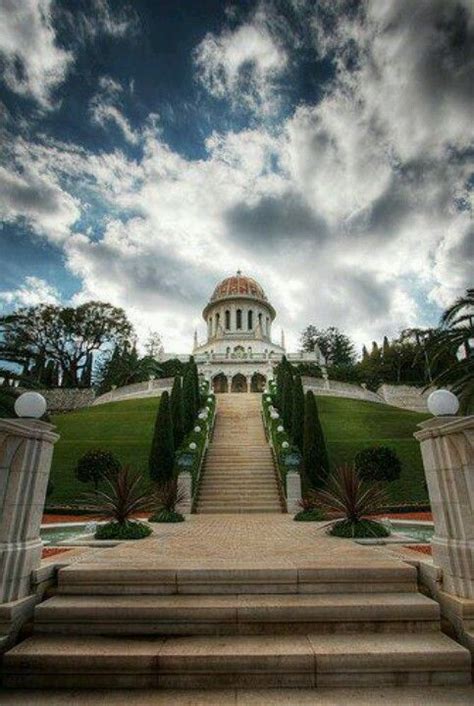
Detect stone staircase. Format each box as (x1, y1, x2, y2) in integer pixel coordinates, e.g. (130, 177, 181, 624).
(196, 393, 283, 514)
(2, 560, 471, 689)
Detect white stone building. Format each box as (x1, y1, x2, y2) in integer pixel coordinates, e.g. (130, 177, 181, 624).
(166, 272, 322, 393)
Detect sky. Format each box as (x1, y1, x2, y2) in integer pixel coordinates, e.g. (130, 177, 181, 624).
(0, 0, 472, 355)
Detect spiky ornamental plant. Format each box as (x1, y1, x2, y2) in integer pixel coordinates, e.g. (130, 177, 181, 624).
(148, 391, 175, 485)
(182, 366, 197, 435)
(170, 375, 184, 448)
(302, 391, 330, 491)
(282, 368, 294, 435)
(310, 464, 389, 538)
(291, 374, 305, 451)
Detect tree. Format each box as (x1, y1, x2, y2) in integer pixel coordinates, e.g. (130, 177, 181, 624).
(74, 449, 121, 493)
(170, 375, 184, 448)
(81, 353, 93, 387)
(189, 356, 200, 408)
(302, 391, 330, 491)
(291, 374, 305, 451)
(355, 446, 402, 483)
(144, 331, 164, 359)
(95, 344, 162, 394)
(0, 301, 133, 388)
(148, 392, 175, 485)
(282, 368, 294, 434)
(300, 326, 355, 366)
(182, 366, 197, 435)
(426, 288, 474, 413)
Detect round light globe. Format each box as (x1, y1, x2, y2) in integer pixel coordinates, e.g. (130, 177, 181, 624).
(282, 441, 289, 449)
(194, 426, 201, 433)
(427, 389, 459, 417)
(14, 392, 47, 419)
(277, 425, 284, 432)
(189, 442, 197, 450)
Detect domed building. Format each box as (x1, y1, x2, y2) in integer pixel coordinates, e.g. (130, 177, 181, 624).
(190, 272, 322, 393)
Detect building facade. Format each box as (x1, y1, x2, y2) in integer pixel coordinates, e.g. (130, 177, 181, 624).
(184, 272, 322, 393)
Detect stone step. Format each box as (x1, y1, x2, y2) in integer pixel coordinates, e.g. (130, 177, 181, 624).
(56, 563, 419, 595)
(196, 507, 282, 514)
(32, 593, 442, 636)
(198, 491, 280, 499)
(3, 633, 470, 689)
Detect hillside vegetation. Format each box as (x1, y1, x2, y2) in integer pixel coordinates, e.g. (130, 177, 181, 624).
(48, 394, 430, 506)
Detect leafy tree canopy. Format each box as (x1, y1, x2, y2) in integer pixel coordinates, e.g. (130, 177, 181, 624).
(301, 326, 355, 367)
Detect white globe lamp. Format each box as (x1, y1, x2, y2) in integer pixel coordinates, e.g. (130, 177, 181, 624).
(14, 392, 47, 419)
(277, 425, 284, 432)
(427, 390, 459, 417)
(189, 442, 197, 450)
(194, 426, 201, 433)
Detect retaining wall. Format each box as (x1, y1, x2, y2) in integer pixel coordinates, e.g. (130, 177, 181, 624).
(18, 388, 95, 413)
(92, 378, 174, 406)
(302, 378, 429, 412)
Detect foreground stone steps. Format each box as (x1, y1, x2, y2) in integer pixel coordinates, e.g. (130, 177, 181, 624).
(32, 593, 442, 636)
(56, 564, 419, 595)
(3, 632, 470, 689)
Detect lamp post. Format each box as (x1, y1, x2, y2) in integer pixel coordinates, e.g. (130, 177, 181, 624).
(0, 393, 59, 646)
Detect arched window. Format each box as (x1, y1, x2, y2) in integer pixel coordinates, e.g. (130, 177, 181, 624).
(226, 346, 231, 358)
(208, 318, 212, 337)
(236, 309, 242, 330)
(225, 310, 231, 330)
(247, 310, 253, 330)
(266, 317, 270, 335)
(258, 313, 262, 329)
(247, 346, 252, 358)
(215, 313, 220, 334)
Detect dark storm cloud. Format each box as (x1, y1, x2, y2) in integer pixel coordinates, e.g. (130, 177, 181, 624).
(225, 190, 327, 249)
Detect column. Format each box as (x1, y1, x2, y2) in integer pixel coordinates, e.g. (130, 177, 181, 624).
(226, 375, 232, 393)
(414, 415, 474, 599)
(246, 375, 252, 393)
(0, 418, 59, 605)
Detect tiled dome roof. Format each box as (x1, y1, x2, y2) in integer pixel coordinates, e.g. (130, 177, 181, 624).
(210, 271, 267, 303)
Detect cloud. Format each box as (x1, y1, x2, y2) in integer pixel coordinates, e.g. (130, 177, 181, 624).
(0, 0, 73, 107)
(0, 163, 80, 242)
(194, 13, 288, 115)
(0, 275, 60, 308)
(89, 76, 139, 145)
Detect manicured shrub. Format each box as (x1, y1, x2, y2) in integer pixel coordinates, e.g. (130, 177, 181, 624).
(74, 448, 121, 492)
(302, 391, 330, 490)
(95, 520, 152, 540)
(282, 368, 293, 435)
(329, 519, 390, 538)
(149, 509, 185, 523)
(291, 374, 305, 451)
(182, 366, 197, 435)
(149, 479, 185, 522)
(355, 446, 402, 483)
(293, 508, 326, 522)
(170, 376, 184, 448)
(148, 392, 175, 484)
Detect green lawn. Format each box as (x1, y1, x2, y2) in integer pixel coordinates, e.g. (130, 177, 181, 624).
(48, 394, 430, 506)
(49, 397, 160, 504)
(315, 396, 430, 504)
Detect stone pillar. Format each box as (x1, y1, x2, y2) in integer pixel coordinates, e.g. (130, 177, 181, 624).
(246, 375, 252, 393)
(286, 471, 302, 515)
(176, 471, 192, 515)
(414, 416, 474, 599)
(0, 419, 59, 604)
(226, 376, 232, 393)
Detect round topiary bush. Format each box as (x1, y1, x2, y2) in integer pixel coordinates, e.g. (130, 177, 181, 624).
(329, 519, 390, 539)
(354, 446, 401, 483)
(95, 520, 152, 540)
(293, 508, 326, 522)
(149, 509, 185, 523)
(75, 448, 121, 492)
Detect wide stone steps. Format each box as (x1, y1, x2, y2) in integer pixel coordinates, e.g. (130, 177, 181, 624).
(31, 593, 442, 636)
(3, 632, 470, 689)
(56, 563, 419, 595)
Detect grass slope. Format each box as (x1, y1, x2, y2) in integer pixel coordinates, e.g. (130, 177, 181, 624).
(49, 398, 160, 504)
(315, 396, 430, 504)
(48, 394, 430, 506)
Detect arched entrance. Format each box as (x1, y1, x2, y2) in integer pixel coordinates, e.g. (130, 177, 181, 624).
(231, 373, 247, 393)
(213, 373, 228, 393)
(251, 372, 266, 392)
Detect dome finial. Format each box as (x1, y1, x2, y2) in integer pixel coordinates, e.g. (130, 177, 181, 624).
(236, 269, 242, 276)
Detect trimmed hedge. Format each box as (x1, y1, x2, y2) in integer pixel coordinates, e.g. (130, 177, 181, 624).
(329, 519, 390, 538)
(95, 520, 152, 540)
(355, 445, 402, 483)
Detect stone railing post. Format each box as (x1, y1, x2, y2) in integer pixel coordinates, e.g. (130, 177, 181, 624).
(414, 415, 474, 599)
(286, 471, 302, 515)
(176, 471, 192, 515)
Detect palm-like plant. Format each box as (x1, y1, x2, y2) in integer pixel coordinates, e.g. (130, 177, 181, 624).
(310, 465, 389, 537)
(149, 480, 186, 522)
(84, 465, 152, 525)
(427, 289, 474, 413)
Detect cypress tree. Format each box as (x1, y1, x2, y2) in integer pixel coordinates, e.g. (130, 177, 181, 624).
(303, 391, 330, 491)
(276, 355, 288, 410)
(282, 368, 293, 434)
(148, 391, 175, 485)
(170, 375, 184, 448)
(190, 356, 200, 409)
(183, 366, 197, 434)
(291, 374, 305, 451)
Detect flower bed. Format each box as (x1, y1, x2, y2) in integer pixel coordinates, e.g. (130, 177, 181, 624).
(175, 384, 216, 495)
(261, 384, 302, 491)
